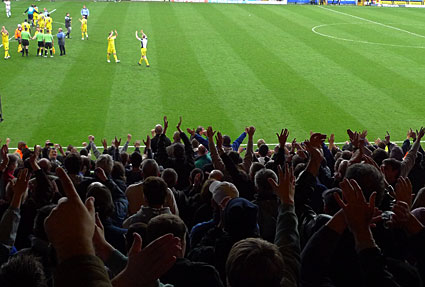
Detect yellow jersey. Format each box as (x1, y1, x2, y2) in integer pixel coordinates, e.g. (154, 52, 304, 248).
(1, 32, 8, 44)
(39, 17, 45, 28)
(45, 17, 52, 27)
(107, 36, 116, 48)
(22, 22, 31, 31)
(81, 18, 87, 27)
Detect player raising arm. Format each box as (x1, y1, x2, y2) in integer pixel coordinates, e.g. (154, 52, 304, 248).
(1, 26, 10, 59)
(106, 30, 120, 63)
(136, 29, 150, 67)
(79, 17, 88, 40)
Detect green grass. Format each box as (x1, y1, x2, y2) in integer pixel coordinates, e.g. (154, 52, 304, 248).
(1, 1, 425, 147)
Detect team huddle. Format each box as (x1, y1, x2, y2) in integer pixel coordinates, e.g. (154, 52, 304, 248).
(1, 3, 151, 67)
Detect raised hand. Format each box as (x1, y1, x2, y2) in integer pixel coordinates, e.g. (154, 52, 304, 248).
(215, 132, 223, 150)
(92, 212, 114, 262)
(186, 128, 195, 136)
(276, 128, 289, 148)
(176, 116, 182, 133)
(0, 144, 9, 171)
(163, 116, 169, 135)
(392, 177, 413, 208)
(114, 137, 122, 149)
(390, 201, 424, 235)
(407, 128, 416, 140)
(384, 131, 391, 145)
(416, 127, 425, 141)
(29, 146, 41, 171)
(143, 135, 151, 150)
(246, 126, 256, 138)
(9, 168, 30, 209)
(112, 233, 181, 287)
(206, 126, 216, 139)
(88, 135, 95, 142)
(335, 179, 376, 236)
(95, 167, 108, 182)
(127, 134, 132, 142)
(328, 133, 335, 146)
(304, 140, 323, 176)
(268, 164, 295, 205)
(101, 138, 108, 150)
(310, 132, 326, 148)
(44, 167, 96, 262)
(134, 140, 141, 148)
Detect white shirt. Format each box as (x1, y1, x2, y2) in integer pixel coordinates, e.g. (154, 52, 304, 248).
(141, 37, 148, 49)
(5, 1, 11, 10)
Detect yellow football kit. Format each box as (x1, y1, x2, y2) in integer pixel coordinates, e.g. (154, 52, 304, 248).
(45, 17, 52, 32)
(39, 16, 45, 30)
(107, 36, 118, 62)
(2, 32, 10, 58)
(22, 22, 31, 32)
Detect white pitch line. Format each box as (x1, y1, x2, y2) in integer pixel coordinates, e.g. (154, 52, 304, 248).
(311, 22, 425, 49)
(319, 6, 425, 39)
(53, 21, 65, 26)
(3, 140, 423, 150)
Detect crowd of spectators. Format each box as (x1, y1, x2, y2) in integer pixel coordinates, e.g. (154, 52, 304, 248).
(0, 116, 425, 287)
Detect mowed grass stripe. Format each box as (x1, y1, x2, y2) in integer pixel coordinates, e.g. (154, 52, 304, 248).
(280, 6, 425, 111)
(206, 4, 363, 138)
(234, 5, 382, 137)
(195, 4, 309, 138)
(30, 3, 117, 145)
(102, 2, 164, 138)
(255, 6, 423, 139)
(171, 3, 284, 135)
(148, 3, 235, 132)
(101, 2, 148, 138)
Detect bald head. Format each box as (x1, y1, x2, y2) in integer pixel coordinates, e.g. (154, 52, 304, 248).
(209, 169, 224, 181)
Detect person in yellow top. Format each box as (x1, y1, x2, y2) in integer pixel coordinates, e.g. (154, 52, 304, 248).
(33, 6, 39, 27)
(45, 14, 52, 33)
(79, 16, 88, 40)
(107, 30, 120, 63)
(135, 29, 150, 67)
(22, 19, 31, 33)
(38, 14, 45, 31)
(1, 26, 10, 59)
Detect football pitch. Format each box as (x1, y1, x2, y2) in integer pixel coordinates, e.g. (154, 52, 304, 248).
(1, 1, 425, 147)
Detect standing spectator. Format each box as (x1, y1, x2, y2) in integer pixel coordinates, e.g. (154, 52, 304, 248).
(57, 28, 65, 56)
(80, 5, 89, 19)
(64, 13, 72, 39)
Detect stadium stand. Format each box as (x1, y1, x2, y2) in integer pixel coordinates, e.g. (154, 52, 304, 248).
(0, 123, 425, 287)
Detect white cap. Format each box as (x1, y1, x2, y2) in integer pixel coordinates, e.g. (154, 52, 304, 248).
(209, 181, 239, 205)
